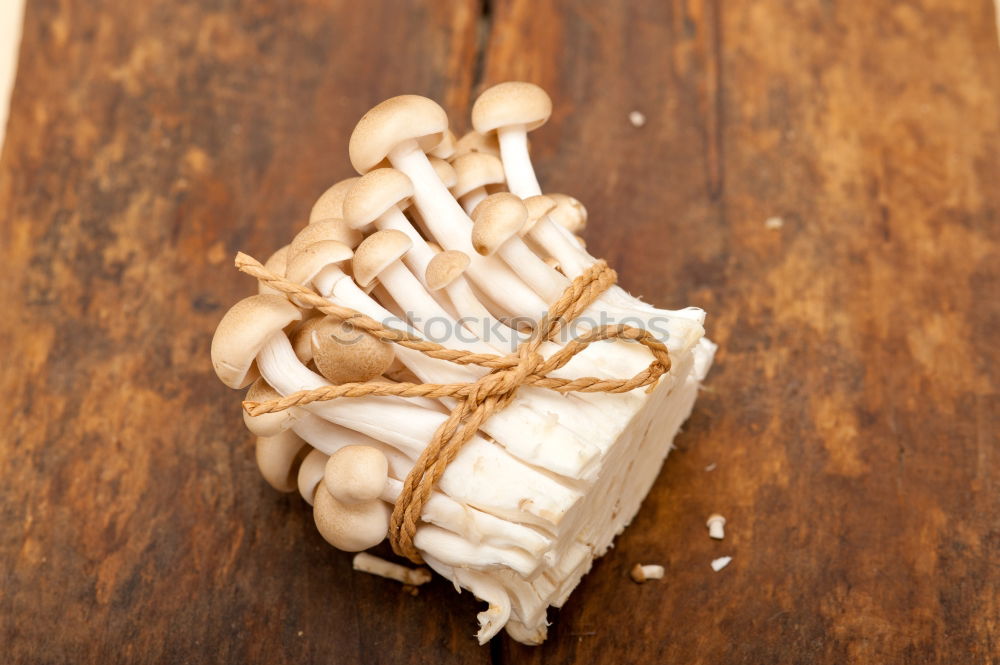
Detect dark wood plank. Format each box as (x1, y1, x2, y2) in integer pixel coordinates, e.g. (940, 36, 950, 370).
(0, 1, 489, 664)
(481, 0, 1000, 663)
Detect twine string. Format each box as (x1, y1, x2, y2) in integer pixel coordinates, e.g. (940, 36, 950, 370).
(234, 252, 671, 563)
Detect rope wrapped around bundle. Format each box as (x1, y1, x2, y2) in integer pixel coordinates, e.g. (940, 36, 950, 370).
(234, 252, 672, 563)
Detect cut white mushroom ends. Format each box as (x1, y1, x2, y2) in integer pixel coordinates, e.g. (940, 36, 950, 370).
(630, 563, 665, 583)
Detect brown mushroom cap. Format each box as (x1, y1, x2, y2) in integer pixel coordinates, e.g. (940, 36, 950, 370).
(211, 294, 302, 389)
(310, 317, 395, 384)
(453, 130, 501, 157)
(297, 448, 329, 505)
(425, 250, 471, 291)
(343, 168, 414, 230)
(522, 194, 558, 235)
(470, 193, 528, 256)
(310, 178, 361, 223)
(288, 220, 363, 263)
(284, 240, 354, 287)
(547, 193, 588, 233)
(472, 82, 552, 134)
(352, 229, 413, 288)
(256, 429, 309, 493)
(314, 484, 391, 552)
(324, 445, 389, 504)
(428, 156, 458, 188)
(290, 315, 324, 364)
(244, 378, 298, 436)
(429, 128, 457, 159)
(451, 152, 506, 198)
(349, 95, 449, 174)
(259, 245, 291, 296)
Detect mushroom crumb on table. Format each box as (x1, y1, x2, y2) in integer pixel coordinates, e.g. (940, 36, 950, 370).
(209, 81, 715, 645)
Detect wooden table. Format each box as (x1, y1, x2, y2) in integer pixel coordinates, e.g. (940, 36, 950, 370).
(2, 1, 997, 662)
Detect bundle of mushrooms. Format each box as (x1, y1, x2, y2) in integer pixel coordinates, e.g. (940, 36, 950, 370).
(211, 82, 716, 645)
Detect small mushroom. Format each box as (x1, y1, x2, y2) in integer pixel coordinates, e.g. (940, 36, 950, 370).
(313, 483, 391, 552)
(297, 447, 329, 505)
(256, 428, 309, 493)
(428, 156, 458, 188)
(428, 128, 457, 160)
(546, 193, 587, 233)
(706, 514, 726, 540)
(472, 81, 552, 196)
(353, 552, 432, 586)
(259, 245, 291, 296)
(287, 219, 363, 263)
(310, 177, 361, 223)
(309, 316, 395, 385)
(323, 445, 389, 504)
(211, 294, 303, 389)
(471, 193, 567, 302)
(630, 563, 665, 583)
(451, 152, 506, 214)
(453, 130, 500, 158)
(243, 378, 299, 436)
(342, 168, 439, 287)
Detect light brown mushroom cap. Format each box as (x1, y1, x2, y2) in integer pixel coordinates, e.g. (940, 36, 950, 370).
(453, 130, 501, 157)
(343, 168, 414, 230)
(349, 95, 449, 174)
(324, 445, 389, 504)
(352, 229, 413, 288)
(471, 193, 528, 256)
(450, 152, 506, 198)
(244, 378, 298, 436)
(310, 178, 361, 223)
(547, 193, 588, 233)
(314, 484, 391, 552)
(522, 194, 558, 235)
(284, 240, 354, 287)
(310, 317, 395, 384)
(428, 156, 458, 188)
(256, 429, 309, 493)
(290, 315, 324, 364)
(297, 448, 329, 505)
(259, 245, 291, 296)
(211, 294, 302, 388)
(429, 128, 457, 159)
(472, 82, 552, 134)
(425, 250, 471, 290)
(288, 220, 363, 263)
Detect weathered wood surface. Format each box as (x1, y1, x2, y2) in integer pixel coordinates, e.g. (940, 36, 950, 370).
(1, 0, 997, 663)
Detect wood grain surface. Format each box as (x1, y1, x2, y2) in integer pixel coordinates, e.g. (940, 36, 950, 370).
(1, 1, 997, 663)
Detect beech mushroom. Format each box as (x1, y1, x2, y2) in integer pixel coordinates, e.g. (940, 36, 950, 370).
(310, 177, 360, 222)
(470, 192, 568, 302)
(348, 95, 549, 322)
(258, 245, 291, 296)
(211, 83, 718, 645)
(256, 428, 309, 493)
(451, 152, 506, 213)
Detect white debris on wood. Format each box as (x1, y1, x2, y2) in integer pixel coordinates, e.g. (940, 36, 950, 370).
(704, 462, 717, 472)
(711, 556, 732, 572)
(353, 552, 433, 586)
(630, 563, 665, 583)
(764, 216, 784, 230)
(706, 513, 726, 540)
(628, 110, 646, 127)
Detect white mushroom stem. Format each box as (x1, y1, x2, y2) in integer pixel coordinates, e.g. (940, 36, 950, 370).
(423, 556, 512, 645)
(292, 413, 552, 555)
(352, 552, 432, 586)
(313, 265, 611, 480)
(387, 140, 549, 322)
(630, 563, 665, 583)
(256, 331, 581, 528)
(370, 206, 439, 288)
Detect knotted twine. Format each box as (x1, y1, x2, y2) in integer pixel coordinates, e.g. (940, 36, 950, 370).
(234, 251, 672, 563)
